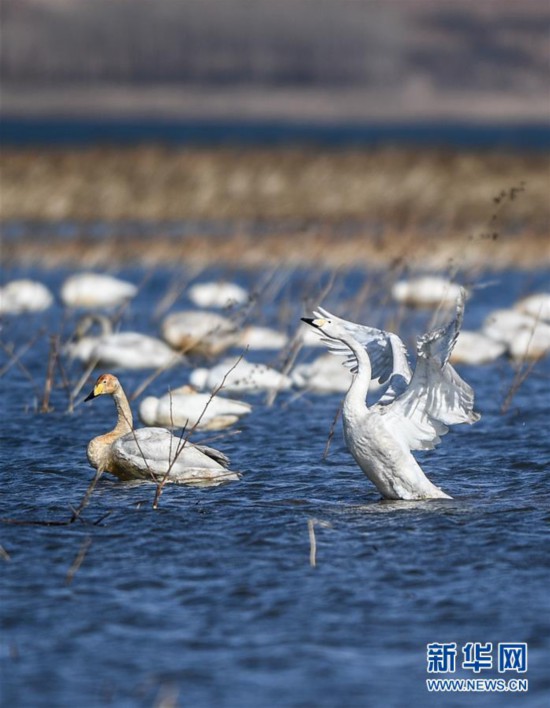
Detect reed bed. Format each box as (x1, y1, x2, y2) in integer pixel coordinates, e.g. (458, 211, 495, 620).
(2, 146, 549, 269)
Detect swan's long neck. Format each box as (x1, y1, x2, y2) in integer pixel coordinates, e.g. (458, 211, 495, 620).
(339, 331, 372, 413)
(111, 386, 133, 436)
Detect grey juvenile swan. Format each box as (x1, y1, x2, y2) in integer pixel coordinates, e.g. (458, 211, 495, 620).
(85, 373, 240, 486)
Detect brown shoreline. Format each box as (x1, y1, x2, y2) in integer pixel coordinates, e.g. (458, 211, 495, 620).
(4, 226, 550, 271)
(2, 146, 549, 270)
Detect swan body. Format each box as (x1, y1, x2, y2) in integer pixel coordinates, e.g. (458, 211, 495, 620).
(514, 293, 550, 322)
(291, 353, 354, 393)
(139, 385, 252, 430)
(61, 273, 137, 309)
(482, 309, 535, 346)
(85, 374, 239, 486)
(239, 326, 289, 350)
(66, 315, 181, 369)
(161, 310, 238, 356)
(450, 330, 506, 365)
(190, 357, 293, 394)
(509, 322, 550, 361)
(482, 308, 550, 359)
(303, 291, 479, 500)
(188, 282, 249, 309)
(0, 279, 54, 314)
(391, 276, 465, 308)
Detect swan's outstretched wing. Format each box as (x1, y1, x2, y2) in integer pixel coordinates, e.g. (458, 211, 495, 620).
(314, 307, 412, 396)
(413, 289, 479, 425)
(377, 290, 480, 451)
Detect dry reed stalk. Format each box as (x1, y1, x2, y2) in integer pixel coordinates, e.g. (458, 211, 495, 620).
(0, 544, 11, 561)
(151, 353, 246, 508)
(307, 518, 332, 568)
(266, 270, 337, 407)
(55, 347, 75, 412)
(69, 469, 106, 523)
(40, 334, 59, 412)
(65, 536, 92, 585)
(70, 357, 100, 410)
(0, 331, 45, 402)
(153, 684, 180, 708)
(129, 352, 185, 402)
(153, 265, 203, 320)
(0, 329, 43, 377)
(323, 402, 343, 460)
(500, 303, 546, 414)
(500, 358, 541, 414)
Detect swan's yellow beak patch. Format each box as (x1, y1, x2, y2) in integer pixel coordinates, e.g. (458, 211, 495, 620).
(85, 381, 104, 401)
(312, 318, 327, 327)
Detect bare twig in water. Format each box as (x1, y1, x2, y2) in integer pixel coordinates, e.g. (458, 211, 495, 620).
(0, 331, 45, 401)
(130, 353, 185, 402)
(65, 536, 92, 585)
(0, 328, 45, 378)
(41, 334, 59, 412)
(69, 357, 100, 410)
(501, 307, 543, 414)
(307, 518, 332, 568)
(152, 353, 245, 509)
(323, 401, 343, 459)
(0, 544, 12, 561)
(69, 469, 105, 523)
(501, 358, 540, 414)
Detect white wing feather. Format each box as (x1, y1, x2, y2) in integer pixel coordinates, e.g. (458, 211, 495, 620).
(375, 289, 479, 450)
(313, 289, 479, 452)
(314, 307, 412, 391)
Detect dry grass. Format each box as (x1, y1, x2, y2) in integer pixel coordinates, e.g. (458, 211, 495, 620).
(2, 146, 549, 269)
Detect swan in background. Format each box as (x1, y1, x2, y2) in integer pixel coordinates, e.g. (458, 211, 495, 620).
(161, 310, 238, 356)
(190, 357, 293, 394)
(61, 273, 137, 309)
(482, 309, 535, 345)
(296, 322, 329, 348)
(514, 293, 550, 322)
(239, 325, 289, 350)
(85, 373, 239, 486)
(450, 330, 506, 365)
(482, 308, 550, 360)
(139, 385, 252, 430)
(291, 353, 354, 393)
(188, 281, 249, 309)
(508, 322, 550, 361)
(391, 276, 465, 308)
(66, 314, 182, 370)
(0, 279, 54, 315)
(302, 291, 479, 500)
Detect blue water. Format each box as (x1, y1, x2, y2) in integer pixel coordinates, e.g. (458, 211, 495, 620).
(2, 118, 550, 150)
(1, 265, 550, 707)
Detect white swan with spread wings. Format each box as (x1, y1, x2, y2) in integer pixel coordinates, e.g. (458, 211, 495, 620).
(302, 290, 480, 500)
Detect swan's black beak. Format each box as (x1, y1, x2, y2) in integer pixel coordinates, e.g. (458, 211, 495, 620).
(84, 388, 97, 401)
(301, 317, 317, 328)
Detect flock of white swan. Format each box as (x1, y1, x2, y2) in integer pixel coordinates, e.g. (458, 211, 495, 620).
(2, 272, 550, 500)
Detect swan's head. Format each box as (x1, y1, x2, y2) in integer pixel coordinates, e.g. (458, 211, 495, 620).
(301, 316, 347, 342)
(85, 373, 121, 401)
